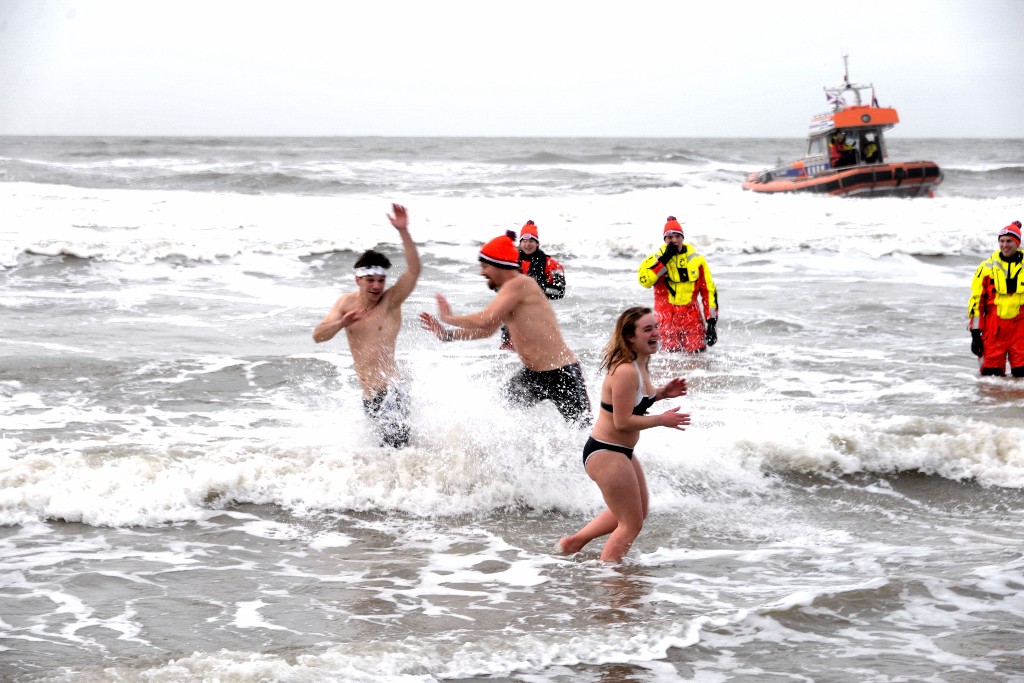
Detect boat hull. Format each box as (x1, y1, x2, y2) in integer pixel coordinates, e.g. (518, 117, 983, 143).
(742, 161, 942, 197)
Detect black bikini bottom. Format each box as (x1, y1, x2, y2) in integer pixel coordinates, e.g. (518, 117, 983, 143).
(581, 436, 634, 467)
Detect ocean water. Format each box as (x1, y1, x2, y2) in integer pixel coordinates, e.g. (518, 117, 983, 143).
(1, 136, 1023, 682)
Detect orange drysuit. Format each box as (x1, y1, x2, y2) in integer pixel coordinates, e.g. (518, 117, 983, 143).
(968, 248, 1024, 376)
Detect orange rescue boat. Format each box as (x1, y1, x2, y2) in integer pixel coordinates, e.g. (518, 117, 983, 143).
(742, 56, 942, 197)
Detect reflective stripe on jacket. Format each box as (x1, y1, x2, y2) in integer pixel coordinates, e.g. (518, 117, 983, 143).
(968, 249, 1024, 329)
(638, 243, 718, 318)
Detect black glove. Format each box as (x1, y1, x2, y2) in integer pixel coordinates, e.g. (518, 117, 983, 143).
(971, 329, 984, 357)
(705, 318, 718, 347)
(657, 243, 679, 266)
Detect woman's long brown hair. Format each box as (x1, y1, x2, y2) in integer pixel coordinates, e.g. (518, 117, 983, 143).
(600, 306, 652, 373)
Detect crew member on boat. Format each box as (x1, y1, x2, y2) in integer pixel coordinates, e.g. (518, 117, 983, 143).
(829, 132, 843, 167)
(637, 216, 718, 353)
(968, 221, 1024, 377)
(830, 132, 856, 168)
(862, 132, 880, 163)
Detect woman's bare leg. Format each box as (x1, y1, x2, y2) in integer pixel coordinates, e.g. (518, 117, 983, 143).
(558, 508, 618, 554)
(559, 450, 644, 562)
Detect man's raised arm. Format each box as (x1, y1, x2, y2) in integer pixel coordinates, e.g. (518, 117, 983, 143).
(385, 204, 421, 308)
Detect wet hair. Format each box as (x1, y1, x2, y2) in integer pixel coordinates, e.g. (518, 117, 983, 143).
(600, 306, 653, 372)
(354, 249, 391, 270)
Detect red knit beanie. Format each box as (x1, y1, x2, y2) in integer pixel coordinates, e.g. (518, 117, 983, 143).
(663, 216, 684, 238)
(998, 220, 1022, 244)
(520, 220, 540, 243)
(479, 231, 520, 269)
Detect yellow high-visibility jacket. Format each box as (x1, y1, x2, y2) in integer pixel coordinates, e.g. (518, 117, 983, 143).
(638, 243, 718, 318)
(968, 249, 1024, 330)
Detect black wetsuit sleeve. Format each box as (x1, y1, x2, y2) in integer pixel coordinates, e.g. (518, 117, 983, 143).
(545, 269, 566, 300)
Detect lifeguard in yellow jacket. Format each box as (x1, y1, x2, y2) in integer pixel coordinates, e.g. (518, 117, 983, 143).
(968, 220, 1024, 376)
(638, 216, 718, 353)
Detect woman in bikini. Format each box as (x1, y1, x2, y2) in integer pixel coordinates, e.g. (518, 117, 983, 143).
(559, 306, 690, 562)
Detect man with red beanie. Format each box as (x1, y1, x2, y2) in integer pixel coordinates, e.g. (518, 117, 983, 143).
(637, 216, 719, 353)
(499, 220, 567, 350)
(420, 231, 591, 424)
(968, 220, 1024, 376)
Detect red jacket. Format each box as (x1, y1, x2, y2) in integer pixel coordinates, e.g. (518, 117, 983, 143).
(519, 250, 566, 300)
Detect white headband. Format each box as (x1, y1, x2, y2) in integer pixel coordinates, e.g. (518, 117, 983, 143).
(354, 266, 387, 277)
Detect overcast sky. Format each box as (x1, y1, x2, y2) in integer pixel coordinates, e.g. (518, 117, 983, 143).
(1, 0, 1022, 138)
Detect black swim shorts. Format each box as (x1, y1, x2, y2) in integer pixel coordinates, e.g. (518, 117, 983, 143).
(362, 385, 411, 448)
(505, 362, 591, 425)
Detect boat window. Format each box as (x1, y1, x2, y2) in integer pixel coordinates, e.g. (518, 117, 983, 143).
(807, 137, 824, 157)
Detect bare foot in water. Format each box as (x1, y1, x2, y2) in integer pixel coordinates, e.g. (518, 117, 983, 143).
(557, 536, 587, 555)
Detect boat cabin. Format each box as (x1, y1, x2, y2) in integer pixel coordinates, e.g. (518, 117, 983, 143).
(767, 80, 898, 182)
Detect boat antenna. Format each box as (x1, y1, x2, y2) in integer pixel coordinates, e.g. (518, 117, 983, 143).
(840, 52, 865, 106)
(824, 52, 872, 112)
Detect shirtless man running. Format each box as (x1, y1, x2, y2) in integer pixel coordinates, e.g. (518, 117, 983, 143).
(419, 230, 590, 424)
(313, 204, 421, 447)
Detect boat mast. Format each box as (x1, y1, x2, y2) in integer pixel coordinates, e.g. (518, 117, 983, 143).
(826, 53, 873, 112)
(842, 53, 861, 106)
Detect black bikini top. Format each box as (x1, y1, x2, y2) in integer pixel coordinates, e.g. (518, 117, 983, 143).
(600, 361, 657, 416)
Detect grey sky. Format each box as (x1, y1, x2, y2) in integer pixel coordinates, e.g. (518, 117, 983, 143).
(1, 0, 1022, 137)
